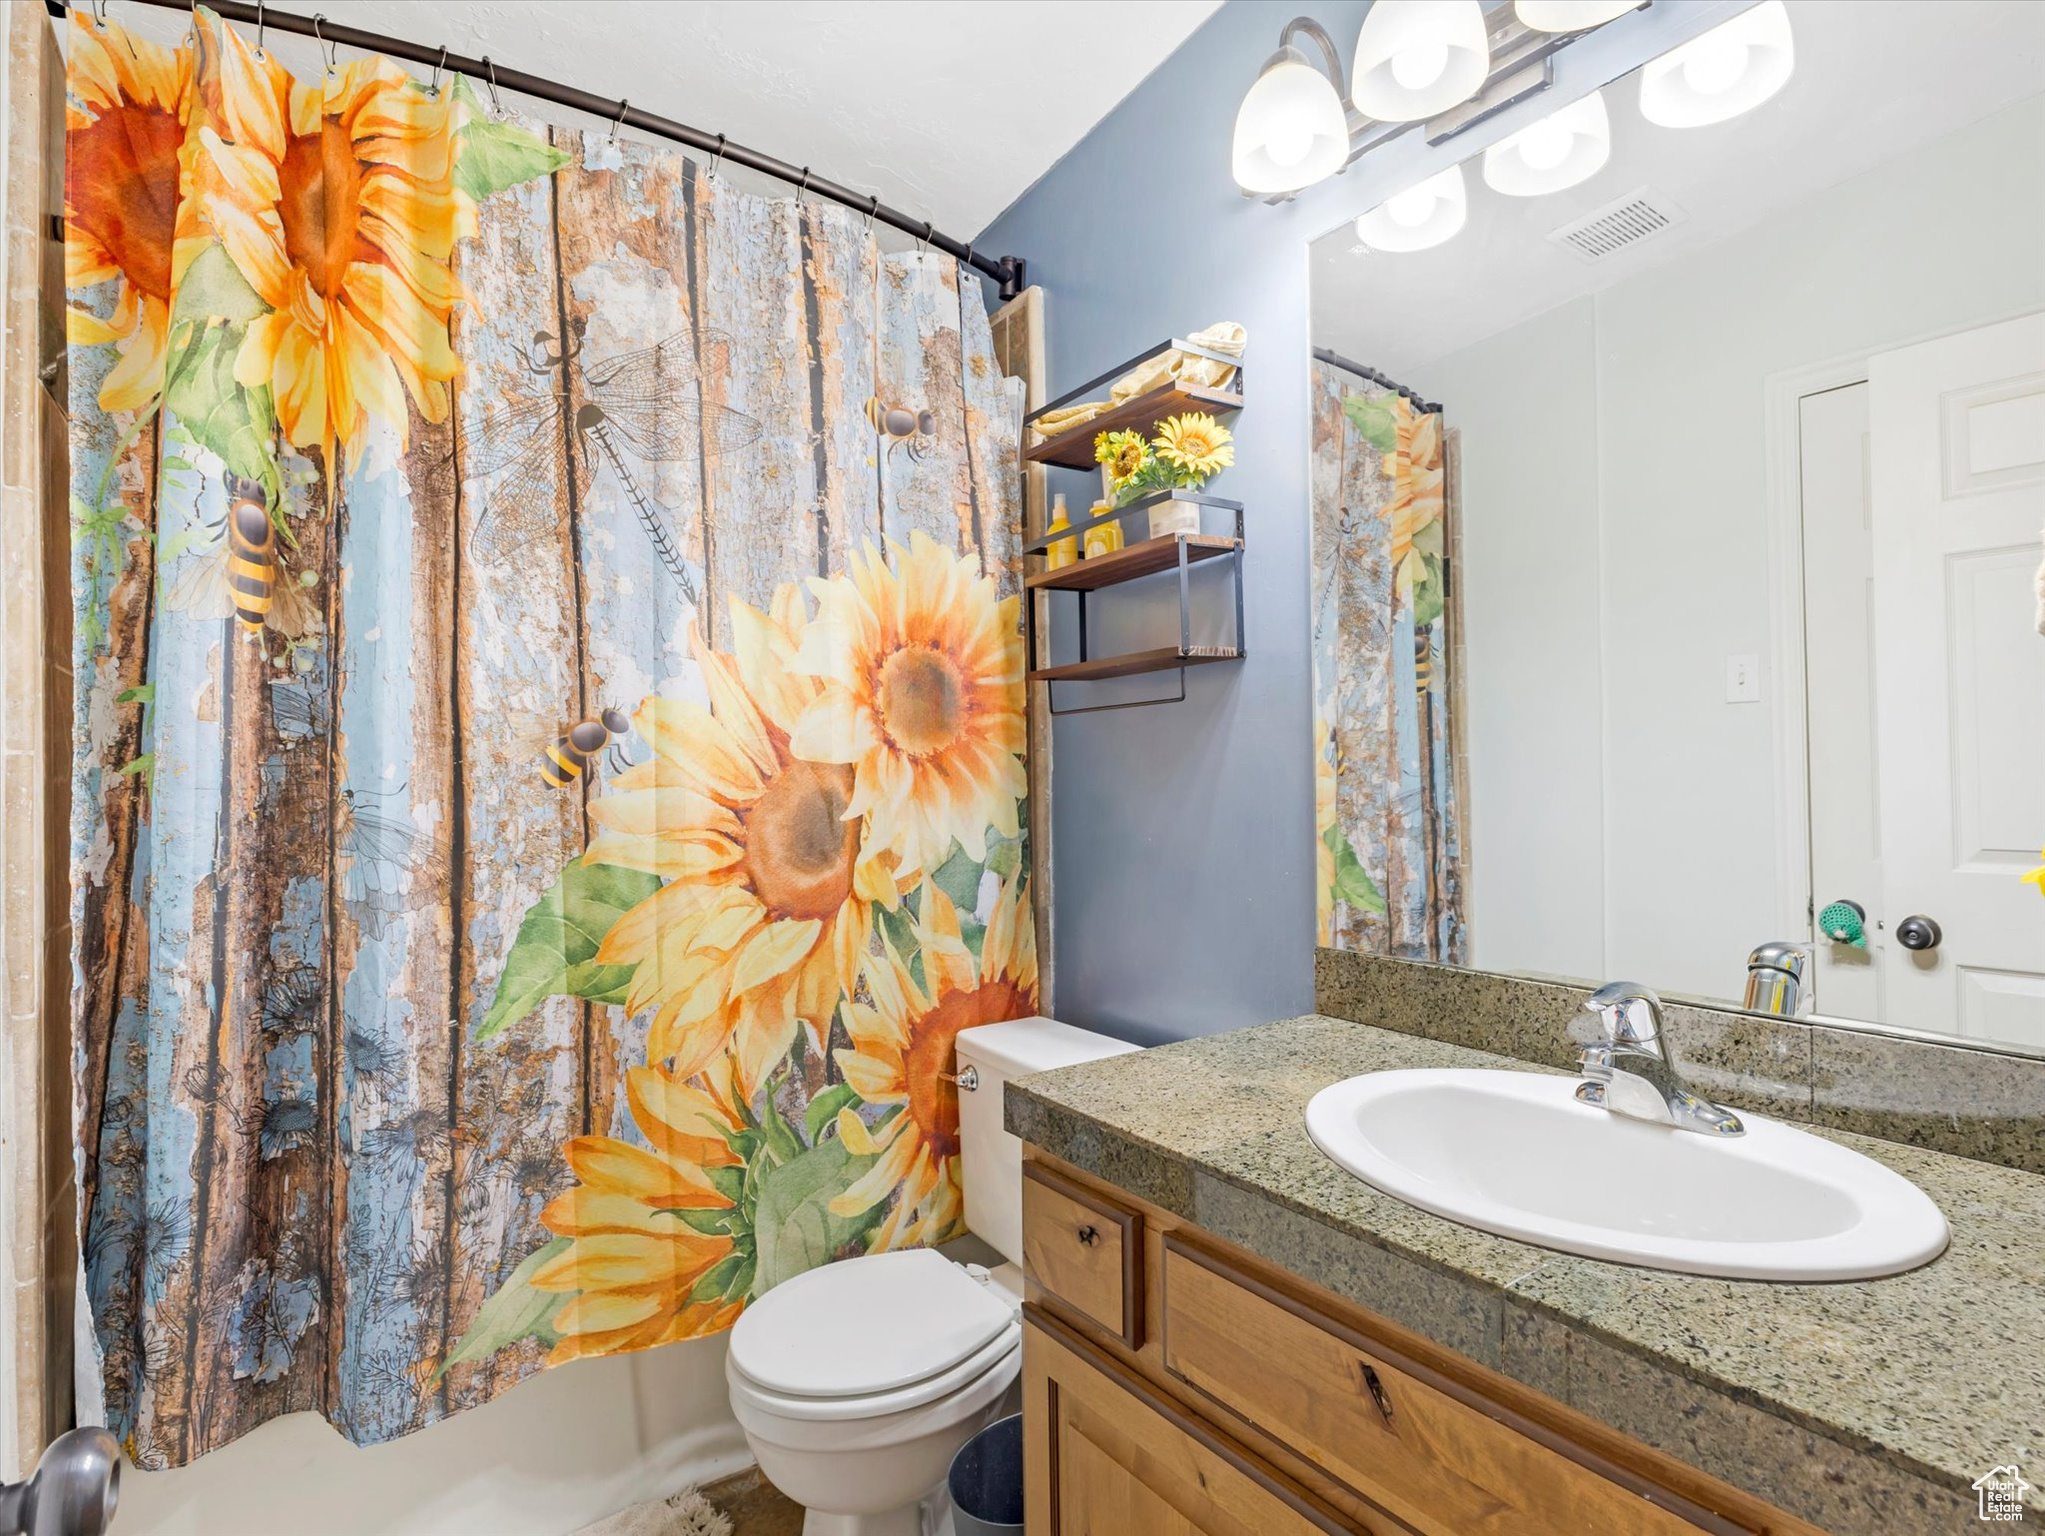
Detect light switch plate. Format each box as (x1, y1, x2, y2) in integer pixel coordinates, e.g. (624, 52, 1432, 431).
(1725, 653, 1761, 703)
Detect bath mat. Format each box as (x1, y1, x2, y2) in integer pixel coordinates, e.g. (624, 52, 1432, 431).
(569, 1486, 733, 1536)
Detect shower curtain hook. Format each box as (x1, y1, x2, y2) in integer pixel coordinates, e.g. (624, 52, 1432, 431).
(311, 14, 337, 75)
(609, 98, 629, 143)
(90, 0, 108, 27)
(960, 242, 975, 275)
(708, 133, 728, 181)
(481, 56, 503, 115)
(427, 45, 447, 98)
(795, 166, 812, 201)
(253, 0, 266, 57)
(864, 193, 880, 235)
(919, 222, 934, 257)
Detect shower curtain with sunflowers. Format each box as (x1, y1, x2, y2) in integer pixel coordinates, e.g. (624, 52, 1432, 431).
(66, 9, 1034, 1467)
(1308, 359, 1466, 963)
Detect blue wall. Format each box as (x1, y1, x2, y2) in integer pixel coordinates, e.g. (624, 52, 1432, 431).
(978, 0, 1742, 1046)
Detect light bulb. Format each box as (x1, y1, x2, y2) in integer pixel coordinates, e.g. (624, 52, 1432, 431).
(1517, 116, 1574, 171)
(1482, 90, 1609, 197)
(1390, 40, 1450, 92)
(1385, 186, 1437, 228)
(1232, 44, 1350, 193)
(1681, 35, 1749, 96)
(1639, 2, 1794, 128)
(1352, 1, 1488, 123)
(1265, 117, 1314, 168)
(1356, 164, 1466, 251)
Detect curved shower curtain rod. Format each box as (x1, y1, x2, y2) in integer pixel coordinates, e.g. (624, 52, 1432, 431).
(1312, 346, 1441, 417)
(46, 0, 1031, 300)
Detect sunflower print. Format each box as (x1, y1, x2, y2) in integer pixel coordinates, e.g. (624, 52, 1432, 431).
(830, 875, 1039, 1253)
(529, 1058, 747, 1363)
(588, 587, 897, 1096)
(63, 12, 204, 415)
(790, 532, 1027, 882)
(191, 17, 465, 466)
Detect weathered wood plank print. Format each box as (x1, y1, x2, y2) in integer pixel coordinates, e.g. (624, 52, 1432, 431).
(1308, 360, 1466, 962)
(65, 8, 1033, 1464)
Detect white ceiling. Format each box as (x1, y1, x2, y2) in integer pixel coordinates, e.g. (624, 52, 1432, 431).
(96, 0, 1221, 239)
(1312, 0, 2045, 378)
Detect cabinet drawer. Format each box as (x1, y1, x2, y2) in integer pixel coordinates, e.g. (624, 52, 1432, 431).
(1023, 1163, 1143, 1348)
(1027, 1309, 1401, 1536)
(1160, 1239, 1752, 1536)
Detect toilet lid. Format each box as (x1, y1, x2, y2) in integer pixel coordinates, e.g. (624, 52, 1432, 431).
(728, 1249, 1016, 1399)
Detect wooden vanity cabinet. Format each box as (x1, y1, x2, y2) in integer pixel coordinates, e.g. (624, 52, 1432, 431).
(1019, 1152, 1829, 1536)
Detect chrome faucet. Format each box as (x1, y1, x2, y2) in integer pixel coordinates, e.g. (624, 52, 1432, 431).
(1574, 982, 1744, 1137)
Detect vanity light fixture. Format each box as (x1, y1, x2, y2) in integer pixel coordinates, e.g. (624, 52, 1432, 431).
(1639, 0, 1795, 128)
(1513, 0, 1642, 32)
(1232, 6, 1638, 200)
(1232, 19, 1353, 195)
(1356, 164, 1468, 252)
(1351, 0, 1490, 123)
(1482, 88, 1610, 196)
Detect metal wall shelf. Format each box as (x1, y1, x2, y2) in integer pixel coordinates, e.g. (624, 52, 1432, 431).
(1021, 340, 1248, 717)
(1023, 485, 1245, 717)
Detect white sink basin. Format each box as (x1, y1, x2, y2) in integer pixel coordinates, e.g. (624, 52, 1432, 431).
(1305, 1069, 1948, 1281)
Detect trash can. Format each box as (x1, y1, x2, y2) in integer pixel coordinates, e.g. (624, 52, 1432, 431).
(948, 1412, 1024, 1535)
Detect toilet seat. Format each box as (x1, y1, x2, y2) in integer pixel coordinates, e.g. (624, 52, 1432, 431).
(727, 1321, 1020, 1423)
(729, 1249, 1016, 1403)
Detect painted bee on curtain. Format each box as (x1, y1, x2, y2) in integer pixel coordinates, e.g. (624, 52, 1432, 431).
(461, 321, 761, 607)
(541, 707, 632, 789)
(866, 396, 936, 462)
(337, 784, 446, 941)
(165, 474, 317, 641)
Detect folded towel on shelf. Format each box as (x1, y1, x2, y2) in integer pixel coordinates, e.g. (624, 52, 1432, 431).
(1030, 322, 1250, 441)
(1108, 321, 1248, 403)
(1031, 400, 1111, 437)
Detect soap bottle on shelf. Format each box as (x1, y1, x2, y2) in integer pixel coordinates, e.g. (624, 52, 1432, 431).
(1044, 492, 1077, 570)
(1082, 498, 1123, 560)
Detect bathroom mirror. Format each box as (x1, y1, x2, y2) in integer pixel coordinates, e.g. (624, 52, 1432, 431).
(1307, 0, 2045, 1054)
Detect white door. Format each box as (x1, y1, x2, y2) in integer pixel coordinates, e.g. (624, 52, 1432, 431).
(1868, 312, 2045, 1048)
(1799, 382, 1884, 1023)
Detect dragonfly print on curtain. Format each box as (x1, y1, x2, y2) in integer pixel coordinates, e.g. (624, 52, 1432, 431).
(66, 8, 1032, 1466)
(1308, 358, 1467, 962)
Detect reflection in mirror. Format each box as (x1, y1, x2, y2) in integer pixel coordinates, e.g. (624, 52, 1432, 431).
(1308, 0, 2045, 1053)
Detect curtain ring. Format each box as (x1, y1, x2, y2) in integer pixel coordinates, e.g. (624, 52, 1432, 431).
(428, 45, 448, 98)
(311, 14, 337, 74)
(253, 0, 266, 57)
(481, 56, 503, 115)
(609, 98, 629, 143)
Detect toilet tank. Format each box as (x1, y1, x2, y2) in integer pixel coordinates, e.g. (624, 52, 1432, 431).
(954, 1016, 1139, 1265)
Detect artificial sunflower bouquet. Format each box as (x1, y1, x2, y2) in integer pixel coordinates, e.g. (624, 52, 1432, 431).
(1094, 412, 1236, 508)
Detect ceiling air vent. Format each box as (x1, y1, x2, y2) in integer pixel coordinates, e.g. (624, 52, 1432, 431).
(1546, 188, 1688, 262)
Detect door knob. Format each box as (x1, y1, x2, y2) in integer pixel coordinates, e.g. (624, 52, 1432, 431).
(1896, 915, 1942, 952)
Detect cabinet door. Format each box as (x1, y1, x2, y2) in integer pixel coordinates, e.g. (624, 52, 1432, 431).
(1024, 1311, 1400, 1536)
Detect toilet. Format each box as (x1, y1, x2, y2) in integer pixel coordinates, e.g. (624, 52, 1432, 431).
(725, 1016, 1138, 1536)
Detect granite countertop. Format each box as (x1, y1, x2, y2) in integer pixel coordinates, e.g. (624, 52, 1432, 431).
(1005, 1015, 2045, 1536)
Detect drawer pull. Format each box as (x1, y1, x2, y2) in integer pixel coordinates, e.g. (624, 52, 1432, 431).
(1076, 1223, 1101, 1247)
(1361, 1362, 1394, 1423)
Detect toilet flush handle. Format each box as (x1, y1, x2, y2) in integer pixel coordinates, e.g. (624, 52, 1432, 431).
(942, 1066, 979, 1091)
